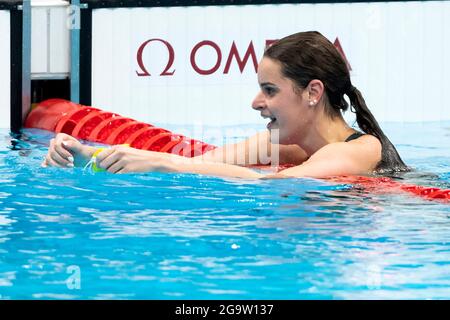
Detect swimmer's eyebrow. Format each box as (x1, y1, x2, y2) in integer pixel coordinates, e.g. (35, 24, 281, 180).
(259, 82, 278, 88)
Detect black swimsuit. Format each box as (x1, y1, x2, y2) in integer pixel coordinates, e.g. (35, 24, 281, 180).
(345, 132, 364, 142)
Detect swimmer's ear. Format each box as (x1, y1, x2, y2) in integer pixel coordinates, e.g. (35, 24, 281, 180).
(306, 80, 325, 105)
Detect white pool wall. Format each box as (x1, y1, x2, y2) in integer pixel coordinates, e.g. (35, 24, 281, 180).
(90, 1, 450, 127)
(1, 1, 450, 131)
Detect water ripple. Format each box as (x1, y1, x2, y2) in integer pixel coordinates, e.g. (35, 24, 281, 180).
(0, 127, 449, 299)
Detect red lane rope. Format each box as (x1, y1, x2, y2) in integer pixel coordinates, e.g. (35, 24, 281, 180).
(325, 176, 450, 203)
(26, 99, 449, 203)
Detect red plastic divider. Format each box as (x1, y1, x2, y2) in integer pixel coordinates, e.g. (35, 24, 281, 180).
(106, 121, 150, 145)
(126, 127, 170, 149)
(88, 117, 133, 142)
(326, 176, 450, 203)
(142, 132, 179, 153)
(72, 111, 117, 140)
(55, 107, 100, 135)
(25, 99, 81, 131)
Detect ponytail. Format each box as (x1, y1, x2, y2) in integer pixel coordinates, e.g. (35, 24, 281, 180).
(346, 85, 410, 173)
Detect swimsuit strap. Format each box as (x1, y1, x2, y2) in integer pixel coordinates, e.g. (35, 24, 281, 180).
(345, 132, 364, 142)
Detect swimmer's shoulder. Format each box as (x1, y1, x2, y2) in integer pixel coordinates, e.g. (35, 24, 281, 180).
(345, 132, 382, 151)
(353, 134, 383, 170)
(307, 133, 382, 173)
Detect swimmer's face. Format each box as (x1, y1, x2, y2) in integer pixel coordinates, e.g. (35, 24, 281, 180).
(252, 57, 314, 144)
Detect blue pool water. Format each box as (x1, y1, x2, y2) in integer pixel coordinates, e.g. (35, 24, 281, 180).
(0, 122, 449, 299)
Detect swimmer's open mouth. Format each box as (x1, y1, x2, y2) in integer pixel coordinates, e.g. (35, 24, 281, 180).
(261, 114, 277, 128)
(264, 116, 277, 129)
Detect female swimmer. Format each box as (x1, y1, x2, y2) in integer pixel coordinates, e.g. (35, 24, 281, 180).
(42, 31, 409, 179)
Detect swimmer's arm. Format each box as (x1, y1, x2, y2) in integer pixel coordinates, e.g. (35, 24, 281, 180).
(166, 156, 264, 179)
(163, 149, 349, 179)
(98, 136, 380, 179)
(198, 131, 308, 166)
(269, 138, 382, 179)
(198, 131, 271, 166)
(268, 154, 357, 179)
(94, 145, 264, 178)
(159, 140, 377, 179)
(97, 144, 347, 179)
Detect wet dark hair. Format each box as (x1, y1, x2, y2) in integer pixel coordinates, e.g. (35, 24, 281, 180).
(264, 31, 410, 173)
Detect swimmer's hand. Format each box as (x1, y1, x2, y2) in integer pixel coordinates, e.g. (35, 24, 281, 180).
(95, 145, 264, 179)
(42, 133, 96, 168)
(94, 145, 172, 174)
